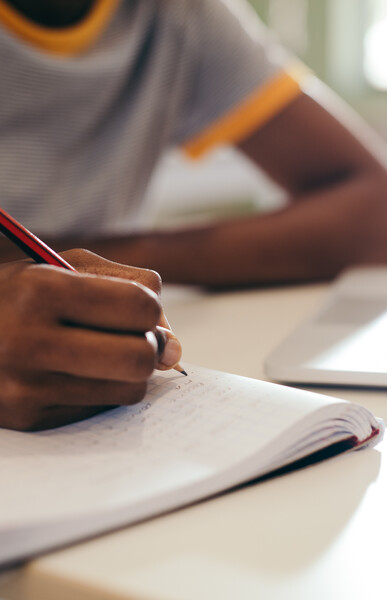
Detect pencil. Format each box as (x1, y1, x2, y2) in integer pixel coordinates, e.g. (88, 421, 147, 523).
(0, 207, 186, 376)
(0, 207, 76, 270)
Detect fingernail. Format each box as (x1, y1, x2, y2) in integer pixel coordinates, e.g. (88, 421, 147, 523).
(160, 337, 182, 368)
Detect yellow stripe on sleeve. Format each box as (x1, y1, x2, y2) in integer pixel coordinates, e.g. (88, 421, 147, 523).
(183, 66, 309, 159)
(0, 0, 120, 56)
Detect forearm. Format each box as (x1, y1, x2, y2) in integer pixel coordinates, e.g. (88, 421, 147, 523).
(110, 174, 387, 286)
(2, 172, 385, 286)
(37, 172, 386, 287)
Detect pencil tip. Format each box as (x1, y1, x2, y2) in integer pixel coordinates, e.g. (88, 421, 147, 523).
(174, 363, 187, 376)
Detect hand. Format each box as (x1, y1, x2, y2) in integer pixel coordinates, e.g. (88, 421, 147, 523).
(63, 249, 183, 371)
(0, 249, 182, 431)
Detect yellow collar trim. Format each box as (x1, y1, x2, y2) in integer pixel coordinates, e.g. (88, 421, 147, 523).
(0, 0, 120, 56)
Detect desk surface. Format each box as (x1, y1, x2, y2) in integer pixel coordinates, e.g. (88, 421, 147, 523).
(1, 282, 386, 600)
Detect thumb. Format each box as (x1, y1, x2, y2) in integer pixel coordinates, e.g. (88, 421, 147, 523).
(155, 326, 183, 371)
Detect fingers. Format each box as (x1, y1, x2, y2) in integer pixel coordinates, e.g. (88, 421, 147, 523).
(13, 372, 148, 407)
(30, 406, 112, 431)
(7, 326, 160, 382)
(56, 250, 184, 370)
(61, 249, 162, 295)
(0, 373, 149, 431)
(0, 254, 183, 431)
(12, 265, 161, 333)
(0, 404, 112, 432)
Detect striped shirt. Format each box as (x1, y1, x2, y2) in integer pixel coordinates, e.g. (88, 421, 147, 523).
(0, 0, 304, 237)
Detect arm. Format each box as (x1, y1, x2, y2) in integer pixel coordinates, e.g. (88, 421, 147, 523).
(2, 87, 385, 286)
(19, 86, 386, 287)
(129, 89, 387, 285)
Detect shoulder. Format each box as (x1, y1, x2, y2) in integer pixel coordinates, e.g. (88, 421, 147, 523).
(160, 0, 269, 45)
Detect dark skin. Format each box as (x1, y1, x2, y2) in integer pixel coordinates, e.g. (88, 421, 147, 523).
(1, 0, 387, 430)
(0, 249, 183, 431)
(2, 91, 386, 285)
(86, 94, 387, 284)
(2, 0, 387, 286)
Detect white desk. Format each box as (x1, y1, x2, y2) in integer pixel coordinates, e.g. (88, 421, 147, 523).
(1, 282, 386, 600)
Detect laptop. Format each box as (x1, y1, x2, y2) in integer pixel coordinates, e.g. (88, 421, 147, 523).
(264, 266, 387, 387)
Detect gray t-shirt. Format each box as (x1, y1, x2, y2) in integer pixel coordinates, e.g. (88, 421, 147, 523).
(0, 0, 300, 236)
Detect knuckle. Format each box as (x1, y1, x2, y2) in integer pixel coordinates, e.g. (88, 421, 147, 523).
(62, 248, 96, 271)
(12, 266, 54, 314)
(139, 269, 162, 294)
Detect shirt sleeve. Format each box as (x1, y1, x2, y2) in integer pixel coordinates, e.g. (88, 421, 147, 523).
(171, 0, 309, 159)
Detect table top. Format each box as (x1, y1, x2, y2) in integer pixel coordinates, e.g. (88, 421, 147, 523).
(1, 282, 386, 600)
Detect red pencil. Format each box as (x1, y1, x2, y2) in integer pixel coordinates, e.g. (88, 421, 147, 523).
(0, 207, 75, 271)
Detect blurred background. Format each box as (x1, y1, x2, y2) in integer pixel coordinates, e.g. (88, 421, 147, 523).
(251, 0, 387, 133)
(141, 0, 387, 229)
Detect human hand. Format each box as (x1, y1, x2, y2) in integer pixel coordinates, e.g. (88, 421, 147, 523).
(0, 249, 182, 431)
(63, 249, 183, 371)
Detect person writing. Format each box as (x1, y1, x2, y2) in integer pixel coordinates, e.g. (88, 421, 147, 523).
(0, 248, 183, 431)
(0, 0, 386, 430)
(0, 0, 386, 284)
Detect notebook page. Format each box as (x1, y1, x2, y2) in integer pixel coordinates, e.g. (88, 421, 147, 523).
(0, 364, 351, 528)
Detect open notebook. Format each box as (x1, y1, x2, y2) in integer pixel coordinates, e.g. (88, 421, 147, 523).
(0, 364, 383, 568)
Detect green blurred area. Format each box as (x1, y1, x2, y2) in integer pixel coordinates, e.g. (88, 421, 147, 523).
(249, 0, 387, 138)
(250, 0, 329, 80)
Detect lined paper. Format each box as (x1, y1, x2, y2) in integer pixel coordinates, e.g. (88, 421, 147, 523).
(0, 365, 379, 530)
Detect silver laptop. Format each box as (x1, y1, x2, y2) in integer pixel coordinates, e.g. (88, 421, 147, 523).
(265, 266, 387, 387)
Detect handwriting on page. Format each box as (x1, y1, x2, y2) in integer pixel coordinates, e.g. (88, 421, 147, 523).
(0, 365, 321, 525)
